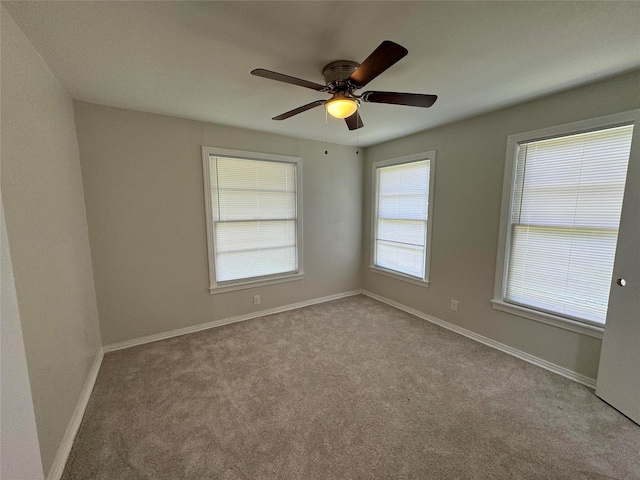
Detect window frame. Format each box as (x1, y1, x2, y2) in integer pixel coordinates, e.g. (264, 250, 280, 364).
(492, 110, 639, 339)
(202, 146, 304, 294)
(369, 151, 436, 287)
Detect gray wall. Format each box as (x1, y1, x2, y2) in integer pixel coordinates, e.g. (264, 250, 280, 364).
(73, 102, 363, 346)
(0, 8, 103, 475)
(1, 198, 44, 480)
(362, 71, 640, 381)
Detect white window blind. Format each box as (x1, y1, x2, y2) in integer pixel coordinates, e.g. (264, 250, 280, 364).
(374, 159, 430, 279)
(506, 124, 633, 324)
(209, 156, 298, 284)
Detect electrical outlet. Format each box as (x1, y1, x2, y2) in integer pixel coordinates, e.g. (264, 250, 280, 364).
(450, 299, 458, 312)
(253, 295, 261, 305)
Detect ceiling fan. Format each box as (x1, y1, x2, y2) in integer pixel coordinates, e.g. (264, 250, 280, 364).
(251, 41, 437, 131)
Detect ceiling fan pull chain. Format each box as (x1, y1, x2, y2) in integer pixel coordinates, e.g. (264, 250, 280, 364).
(356, 117, 359, 155)
(324, 108, 328, 155)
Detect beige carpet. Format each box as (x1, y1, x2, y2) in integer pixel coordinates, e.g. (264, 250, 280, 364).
(62, 295, 639, 479)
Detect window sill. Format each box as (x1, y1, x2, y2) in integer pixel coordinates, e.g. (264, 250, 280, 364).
(491, 300, 603, 339)
(369, 265, 429, 288)
(210, 272, 304, 294)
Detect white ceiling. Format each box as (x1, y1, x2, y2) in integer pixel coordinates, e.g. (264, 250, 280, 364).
(5, 1, 640, 147)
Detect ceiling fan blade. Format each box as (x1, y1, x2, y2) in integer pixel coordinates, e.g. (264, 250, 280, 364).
(362, 91, 437, 108)
(348, 41, 408, 88)
(251, 69, 327, 92)
(272, 100, 326, 120)
(345, 111, 364, 131)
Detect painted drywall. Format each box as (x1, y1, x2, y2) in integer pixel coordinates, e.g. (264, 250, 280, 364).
(1, 198, 45, 480)
(362, 70, 640, 381)
(73, 102, 362, 346)
(0, 8, 103, 475)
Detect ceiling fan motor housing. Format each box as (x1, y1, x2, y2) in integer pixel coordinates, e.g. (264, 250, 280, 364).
(322, 61, 359, 88)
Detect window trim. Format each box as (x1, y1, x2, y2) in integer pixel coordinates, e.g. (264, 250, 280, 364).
(202, 146, 304, 294)
(370, 151, 436, 287)
(493, 110, 640, 339)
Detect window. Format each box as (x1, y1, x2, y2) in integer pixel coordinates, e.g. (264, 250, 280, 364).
(493, 113, 635, 336)
(370, 152, 435, 286)
(202, 147, 303, 293)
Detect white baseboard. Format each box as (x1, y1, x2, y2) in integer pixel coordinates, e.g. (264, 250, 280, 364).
(362, 290, 596, 389)
(103, 290, 362, 353)
(104, 288, 597, 389)
(47, 348, 104, 480)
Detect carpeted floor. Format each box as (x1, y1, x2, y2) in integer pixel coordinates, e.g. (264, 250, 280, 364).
(62, 295, 640, 479)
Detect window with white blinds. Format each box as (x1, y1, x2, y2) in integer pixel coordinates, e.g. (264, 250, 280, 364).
(202, 147, 302, 292)
(371, 153, 435, 285)
(503, 124, 633, 325)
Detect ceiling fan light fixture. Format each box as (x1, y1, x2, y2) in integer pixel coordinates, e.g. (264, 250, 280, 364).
(325, 96, 358, 119)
